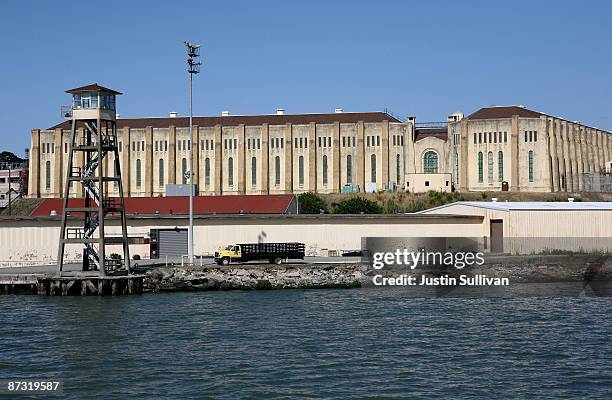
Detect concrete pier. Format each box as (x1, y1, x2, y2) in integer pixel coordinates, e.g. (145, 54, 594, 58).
(37, 274, 144, 296)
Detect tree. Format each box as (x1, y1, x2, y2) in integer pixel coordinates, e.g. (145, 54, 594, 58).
(297, 192, 328, 214)
(332, 197, 383, 214)
(0, 151, 24, 164)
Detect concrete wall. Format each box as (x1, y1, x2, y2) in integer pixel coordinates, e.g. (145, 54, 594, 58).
(0, 214, 483, 265)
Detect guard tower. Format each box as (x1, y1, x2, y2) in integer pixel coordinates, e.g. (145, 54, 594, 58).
(57, 84, 130, 276)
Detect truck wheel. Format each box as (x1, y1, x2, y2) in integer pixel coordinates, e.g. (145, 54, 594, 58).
(273, 257, 282, 265)
(221, 257, 230, 266)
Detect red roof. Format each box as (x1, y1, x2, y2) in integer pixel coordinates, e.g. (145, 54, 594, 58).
(467, 106, 544, 120)
(66, 83, 122, 95)
(49, 112, 399, 130)
(31, 195, 295, 217)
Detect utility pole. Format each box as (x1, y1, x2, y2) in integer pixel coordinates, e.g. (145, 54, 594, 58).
(185, 41, 201, 265)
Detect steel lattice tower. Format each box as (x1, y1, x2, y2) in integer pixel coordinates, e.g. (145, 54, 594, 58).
(57, 84, 130, 276)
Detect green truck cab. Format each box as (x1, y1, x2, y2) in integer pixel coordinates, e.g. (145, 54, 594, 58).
(214, 242, 305, 266)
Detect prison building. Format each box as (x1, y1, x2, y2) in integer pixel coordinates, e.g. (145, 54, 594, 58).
(28, 111, 410, 197)
(449, 106, 612, 192)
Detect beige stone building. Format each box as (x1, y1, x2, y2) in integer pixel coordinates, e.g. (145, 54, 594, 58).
(28, 105, 612, 197)
(29, 111, 411, 197)
(449, 106, 612, 192)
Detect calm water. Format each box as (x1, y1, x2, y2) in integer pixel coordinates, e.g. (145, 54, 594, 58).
(1, 287, 612, 399)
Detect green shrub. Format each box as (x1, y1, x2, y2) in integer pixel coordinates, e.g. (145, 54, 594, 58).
(332, 197, 383, 214)
(298, 192, 329, 214)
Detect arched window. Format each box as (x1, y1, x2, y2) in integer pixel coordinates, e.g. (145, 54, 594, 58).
(346, 155, 352, 184)
(396, 154, 401, 184)
(251, 156, 257, 187)
(204, 158, 210, 187)
(498, 151, 504, 182)
(274, 156, 280, 185)
(45, 160, 51, 190)
(487, 151, 493, 183)
(478, 152, 483, 183)
(228, 157, 234, 186)
(158, 159, 164, 188)
(322, 155, 328, 185)
(423, 151, 438, 173)
(454, 151, 459, 184)
(298, 156, 304, 186)
(528, 150, 534, 182)
(181, 158, 187, 184)
(136, 159, 142, 187)
(371, 154, 377, 183)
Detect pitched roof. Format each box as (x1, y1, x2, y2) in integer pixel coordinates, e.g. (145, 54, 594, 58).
(420, 201, 612, 213)
(66, 83, 122, 95)
(467, 106, 543, 120)
(49, 112, 400, 130)
(30, 195, 295, 217)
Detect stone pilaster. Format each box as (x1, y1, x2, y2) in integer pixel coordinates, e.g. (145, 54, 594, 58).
(53, 128, 63, 197)
(237, 124, 245, 194)
(308, 122, 317, 193)
(144, 126, 153, 196)
(510, 115, 519, 191)
(333, 121, 340, 192)
(214, 124, 222, 194)
(261, 123, 269, 194)
(284, 123, 293, 194)
(459, 120, 468, 191)
(381, 120, 389, 189)
(548, 118, 559, 191)
(356, 121, 365, 192)
(168, 126, 176, 185)
(121, 127, 131, 196)
(28, 129, 41, 197)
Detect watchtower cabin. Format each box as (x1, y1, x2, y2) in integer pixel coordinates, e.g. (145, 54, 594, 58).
(57, 84, 130, 276)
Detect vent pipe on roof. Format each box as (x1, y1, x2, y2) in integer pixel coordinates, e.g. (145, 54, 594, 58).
(169, 112, 178, 118)
(116, 113, 120, 119)
(276, 108, 284, 115)
(221, 111, 230, 116)
(50, 210, 57, 217)
(335, 108, 343, 113)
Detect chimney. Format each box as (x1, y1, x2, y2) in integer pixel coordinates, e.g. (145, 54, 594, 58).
(169, 112, 178, 118)
(221, 111, 230, 117)
(335, 108, 343, 113)
(276, 108, 284, 115)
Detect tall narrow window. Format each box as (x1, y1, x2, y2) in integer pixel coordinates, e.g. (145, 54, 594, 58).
(346, 155, 352, 184)
(487, 151, 493, 183)
(251, 156, 257, 187)
(299, 156, 305, 186)
(423, 151, 438, 173)
(45, 161, 51, 190)
(396, 154, 401, 184)
(528, 150, 534, 182)
(474, 133, 477, 144)
(274, 156, 281, 185)
(478, 152, 483, 183)
(181, 158, 187, 184)
(498, 151, 504, 182)
(204, 158, 211, 187)
(159, 159, 164, 188)
(371, 154, 377, 183)
(322, 155, 328, 185)
(228, 157, 234, 186)
(136, 159, 142, 187)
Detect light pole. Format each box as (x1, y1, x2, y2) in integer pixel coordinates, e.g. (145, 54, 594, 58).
(185, 41, 201, 265)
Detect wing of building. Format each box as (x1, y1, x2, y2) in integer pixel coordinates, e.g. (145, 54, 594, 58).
(27, 105, 612, 197)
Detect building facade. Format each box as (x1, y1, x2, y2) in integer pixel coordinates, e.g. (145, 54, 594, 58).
(450, 106, 612, 193)
(28, 106, 612, 197)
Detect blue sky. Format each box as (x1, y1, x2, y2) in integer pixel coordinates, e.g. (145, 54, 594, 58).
(1, 0, 611, 155)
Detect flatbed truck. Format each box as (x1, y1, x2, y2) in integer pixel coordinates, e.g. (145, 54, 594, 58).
(214, 242, 305, 266)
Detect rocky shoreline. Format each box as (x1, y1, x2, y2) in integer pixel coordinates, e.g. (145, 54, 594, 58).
(143, 255, 612, 293)
(143, 264, 365, 292)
